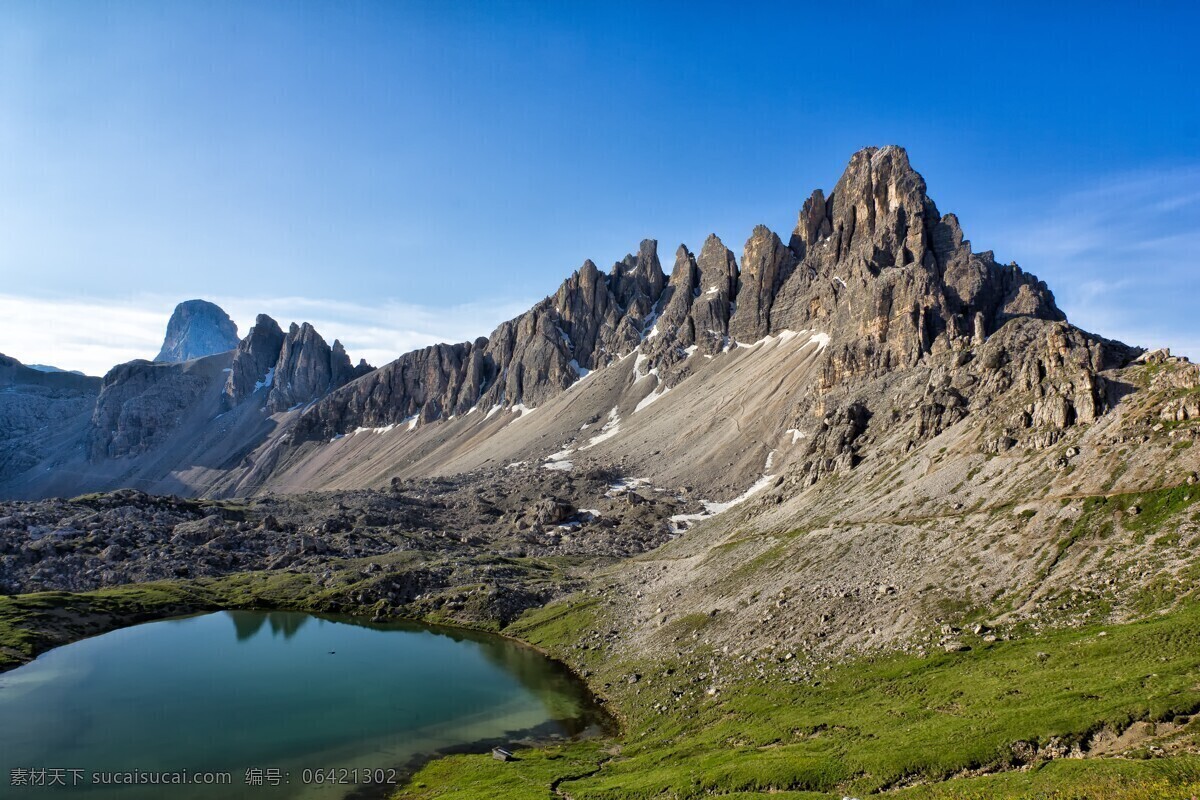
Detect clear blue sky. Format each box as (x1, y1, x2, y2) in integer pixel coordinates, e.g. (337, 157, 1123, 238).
(1, 1, 1197, 374)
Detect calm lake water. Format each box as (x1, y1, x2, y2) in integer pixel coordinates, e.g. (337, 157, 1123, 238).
(0, 611, 606, 799)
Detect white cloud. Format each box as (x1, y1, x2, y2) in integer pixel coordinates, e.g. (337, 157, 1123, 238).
(6, 165, 1199, 376)
(0, 293, 534, 376)
(989, 166, 1200, 360)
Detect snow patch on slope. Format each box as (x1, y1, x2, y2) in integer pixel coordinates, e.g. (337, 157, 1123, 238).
(733, 329, 832, 352)
(669, 471, 777, 532)
(543, 447, 574, 469)
(569, 359, 591, 379)
(581, 407, 621, 449)
(254, 367, 275, 391)
(510, 404, 536, 420)
(634, 385, 670, 414)
(353, 424, 395, 435)
(633, 352, 654, 381)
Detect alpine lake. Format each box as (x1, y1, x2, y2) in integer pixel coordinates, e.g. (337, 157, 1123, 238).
(0, 610, 609, 799)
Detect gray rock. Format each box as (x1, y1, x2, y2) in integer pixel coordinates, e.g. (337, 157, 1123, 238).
(224, 315, 285, 407)
(99, 544, 125, 562)
(266, 323, 370, 412)
(729, 225, 796, 343)
(87, 360, 210, 460)
(155, 300, 239, 363)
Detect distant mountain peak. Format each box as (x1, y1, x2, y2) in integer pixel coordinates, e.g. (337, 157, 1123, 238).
(155, 300, 239, 363)
(26, 363, 86, 376)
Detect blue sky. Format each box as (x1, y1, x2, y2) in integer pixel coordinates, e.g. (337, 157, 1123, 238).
(1, 1, 1197, 374)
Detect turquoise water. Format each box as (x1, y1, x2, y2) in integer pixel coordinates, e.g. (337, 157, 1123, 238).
(0, 611, 604, 799)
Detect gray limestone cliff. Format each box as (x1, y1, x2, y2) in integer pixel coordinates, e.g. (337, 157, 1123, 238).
(292, 145, 1134, 446)
(155, 300, 239, 362)
(88, 314, 370, 461)
(0, 354, 100, 481)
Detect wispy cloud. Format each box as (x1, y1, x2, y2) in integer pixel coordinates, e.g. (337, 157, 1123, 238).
(0, 293, 535, 377)
(6, 167, 1199, 375)
(991, 166, 1200, 360)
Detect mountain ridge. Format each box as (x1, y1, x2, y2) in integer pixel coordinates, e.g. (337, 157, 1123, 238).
(291, 145, 1103, 445)
(0, 146, 1168, 503)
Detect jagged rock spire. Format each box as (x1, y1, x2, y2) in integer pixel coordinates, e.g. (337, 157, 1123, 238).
(729, 225, 796, 342)
(292, 146, 1078, 441)
(222, 315, 372, 412)
(224, 314, 285, 407)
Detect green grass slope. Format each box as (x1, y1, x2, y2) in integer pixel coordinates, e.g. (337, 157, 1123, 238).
(399, 598, 1200, 799)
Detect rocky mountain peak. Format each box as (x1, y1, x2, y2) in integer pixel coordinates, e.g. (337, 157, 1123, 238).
(611, 239, 667, 316)
(223, 314, 286, 407)
(0, 146, 1160, 511)
(289, 146, 1110, 446)
(155, 300, 239, 363)
(729, 225, 796, 342)
(265, 322, 372, 412)
(689, 234, 739, 354)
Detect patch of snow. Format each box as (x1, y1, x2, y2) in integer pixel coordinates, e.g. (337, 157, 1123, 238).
(329, 433, 346, 442)
(542, 460, 574, 472)
(706, 286, 719, 295)
(633, 352, 651, 381)
(352, 424, 397, 435)
(581, 407, 621, 449)
(568, 359, 591, 379)
(702, 474, 776, 514)
(605, 477, 650, 497)
(669, 473, 777, 531)
(579, 509, 601, 518)
(683, 345, 698, 358)
(406, 415, 419, 431)
(254, 367, 275, 391)
(833, 276, 847, 288)
(221, 368, 232, 373)
(731, 329, 832, 354)
(506, 461, 526, 468)
(640, 306, 661, 341)
(510, 403, 535, 419)
(634, 385, 670, 413)
(546, 447, 573, 461)
(667, 511, 710, 529)
(485, 404, 503, 419)
(764, 450, 776, 471)
(786, 428, 806, 444)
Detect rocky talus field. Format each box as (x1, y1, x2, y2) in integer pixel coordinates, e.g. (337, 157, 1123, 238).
(3, 146, 1200, 798)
